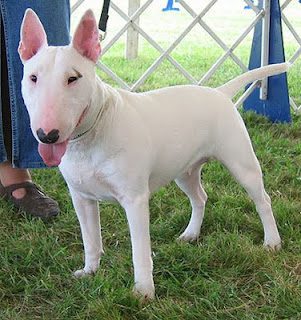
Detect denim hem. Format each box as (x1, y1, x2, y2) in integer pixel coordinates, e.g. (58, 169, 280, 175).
(12, 160, 48, 169)
(0, 154, 7, 163)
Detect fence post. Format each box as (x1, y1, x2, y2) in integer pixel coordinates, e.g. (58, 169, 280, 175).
(126, 0, 140, 60)
(243, 0, 291, 122)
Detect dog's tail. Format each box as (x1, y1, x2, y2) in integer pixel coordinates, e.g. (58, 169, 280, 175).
(217, 62, 290, 99)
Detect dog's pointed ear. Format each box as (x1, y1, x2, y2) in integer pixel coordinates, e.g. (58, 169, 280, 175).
(72, 9, 101, 63)
(18, 9, 48, 63)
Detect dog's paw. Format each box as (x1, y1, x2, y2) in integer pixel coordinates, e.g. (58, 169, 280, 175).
(177, 230, 199, 242)
(133, 281, 155, 300)
(264, 241, 281, 251)
(73, 268, 95, 278)
(264, 235, 281, 251)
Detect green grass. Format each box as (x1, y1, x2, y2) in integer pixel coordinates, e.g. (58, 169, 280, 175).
(0, 44, 301, 319)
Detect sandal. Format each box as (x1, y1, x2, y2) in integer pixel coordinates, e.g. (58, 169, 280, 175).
(0, 181, 59, 218)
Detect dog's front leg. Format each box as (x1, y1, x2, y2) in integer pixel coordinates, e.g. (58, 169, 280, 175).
(69, 188, 104, 277)
(121, 193, 155, 299)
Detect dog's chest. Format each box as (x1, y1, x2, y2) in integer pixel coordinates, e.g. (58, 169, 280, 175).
(59, 154, 119, 202)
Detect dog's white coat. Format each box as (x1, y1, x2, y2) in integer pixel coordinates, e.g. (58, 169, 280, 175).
(19, 9, 285, 299)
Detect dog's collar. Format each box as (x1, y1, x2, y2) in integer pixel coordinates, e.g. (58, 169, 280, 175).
(70, 103, 104, 141)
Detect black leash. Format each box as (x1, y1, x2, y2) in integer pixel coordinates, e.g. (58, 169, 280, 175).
(98, 0, 111, 40)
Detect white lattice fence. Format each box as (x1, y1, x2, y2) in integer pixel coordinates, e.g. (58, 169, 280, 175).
(71, 0, 301, 113)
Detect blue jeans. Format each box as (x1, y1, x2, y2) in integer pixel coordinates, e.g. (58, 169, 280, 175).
(0, 0, 70, 168)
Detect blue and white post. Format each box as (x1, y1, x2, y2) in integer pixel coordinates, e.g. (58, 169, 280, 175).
(243, 0, 291, 122)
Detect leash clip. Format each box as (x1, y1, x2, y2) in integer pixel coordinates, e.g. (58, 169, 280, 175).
(98, 0, 110, 41)
(99, 30, 107, 42)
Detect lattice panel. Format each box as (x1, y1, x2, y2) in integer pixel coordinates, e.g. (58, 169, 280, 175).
(71, 0, 300, 114)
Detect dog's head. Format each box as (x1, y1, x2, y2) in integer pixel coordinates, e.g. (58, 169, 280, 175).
(19, 9, 101, 166)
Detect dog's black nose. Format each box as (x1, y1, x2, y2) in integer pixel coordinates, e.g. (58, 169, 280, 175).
(37, 128, 60, 144)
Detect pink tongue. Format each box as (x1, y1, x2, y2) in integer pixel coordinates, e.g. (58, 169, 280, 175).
(38, 141, 68, 167)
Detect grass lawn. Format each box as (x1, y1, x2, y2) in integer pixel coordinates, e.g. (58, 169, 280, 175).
(0, 40, 301, 319)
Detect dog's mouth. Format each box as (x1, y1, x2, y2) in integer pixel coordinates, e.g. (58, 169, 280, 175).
(38, 107, 88, 167)
(38, 140, 69, 167)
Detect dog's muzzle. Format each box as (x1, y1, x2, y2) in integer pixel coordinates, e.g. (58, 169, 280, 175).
(37, 128, 60, 144)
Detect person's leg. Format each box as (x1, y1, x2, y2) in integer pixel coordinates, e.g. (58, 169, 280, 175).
(0, 0, 70, 169)
(0, 1, 69, 217)
(0, 17, 59, 217)
(0, 17, 30, 199)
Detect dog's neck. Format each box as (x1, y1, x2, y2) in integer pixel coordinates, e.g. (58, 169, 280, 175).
(70, 79, 117, 141)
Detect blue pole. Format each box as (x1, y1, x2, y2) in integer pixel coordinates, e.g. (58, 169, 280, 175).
(244, 0, 253, 9)
(243, 0, 291, 122)
(162, 0, 180, 12)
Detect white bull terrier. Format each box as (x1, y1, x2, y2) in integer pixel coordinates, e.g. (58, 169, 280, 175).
(19, 9, 285, 299)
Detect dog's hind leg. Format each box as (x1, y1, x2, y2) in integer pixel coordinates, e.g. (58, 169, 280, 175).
(216, 125, 281, 250)
(70, 189, 104, 277)
(176, 163, 208, 242)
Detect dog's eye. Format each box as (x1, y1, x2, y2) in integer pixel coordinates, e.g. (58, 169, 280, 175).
(68, 76, 78, 85)
(30, 75, 37, 83)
